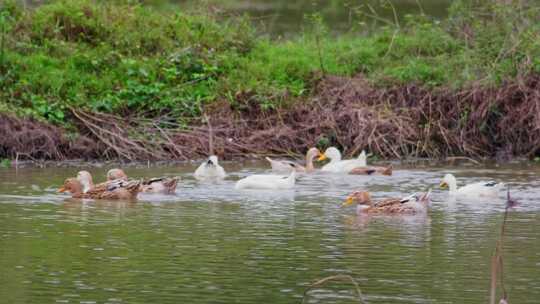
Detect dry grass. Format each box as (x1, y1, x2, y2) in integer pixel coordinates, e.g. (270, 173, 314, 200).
(2, 73, 540, 161)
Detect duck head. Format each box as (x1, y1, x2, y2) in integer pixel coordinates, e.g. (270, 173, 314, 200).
(58, 178, 84, 195)
(306, 147, 321, 161)
(342, 191, 371, 207)
(107, 168, 128, 181)
(207, 155, 220, 166)
(439, 174, 456, 190)
(318, 147, 341, 162)
(76, 171, 94, 193)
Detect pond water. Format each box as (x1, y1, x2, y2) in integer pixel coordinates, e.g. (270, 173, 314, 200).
(21, 0, 452, 36)
(0, 160, 539, 303)
(174, 0, 452, 36)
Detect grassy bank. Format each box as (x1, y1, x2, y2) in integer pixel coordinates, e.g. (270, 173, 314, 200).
(1, 0, 539, 160)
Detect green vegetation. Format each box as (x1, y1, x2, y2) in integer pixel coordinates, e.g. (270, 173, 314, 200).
(0, 158, 10, 167)
(0, 0, 539, 126)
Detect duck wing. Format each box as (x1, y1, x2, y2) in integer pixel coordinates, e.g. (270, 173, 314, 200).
(266, 157, 304, 172)
(368, 194, 421, 214)
(458, 181, 502, 195)
(372, 198, 402, 208)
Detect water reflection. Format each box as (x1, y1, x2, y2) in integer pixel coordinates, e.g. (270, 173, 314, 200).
(0, 161, 539, 303)
(175, 0, 453, 36)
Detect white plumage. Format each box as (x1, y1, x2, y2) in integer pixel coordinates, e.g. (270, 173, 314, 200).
(235, 171, 296, 190)
(265, 157, 299, 173)
(320, 147, 367, 173)
(440, 173, 503, 197)
(194, 155, 226, 181)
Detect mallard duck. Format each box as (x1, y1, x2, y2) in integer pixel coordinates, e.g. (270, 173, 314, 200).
(342, 190, 432, 215)
(349, 165, 392, 176)
(141, 177, 179, 194)
(265, 147, 321, 173)
(235, 170, 296, 190)
(58, 178, 141, 200)
(107, 168, 128, 181)
(105, 168, 178, 194)
(77, 170, 124, 193)
(440, 173, 503, 197)
(318, 147, 367, 173)
(77, 169, 131, 194)
(194, 155, 226, 181)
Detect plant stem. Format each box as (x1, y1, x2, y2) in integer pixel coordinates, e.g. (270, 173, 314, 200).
(0, 16, 5, 74)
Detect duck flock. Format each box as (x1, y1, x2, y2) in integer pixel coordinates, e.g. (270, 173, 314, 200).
(58, 147, 505, 215)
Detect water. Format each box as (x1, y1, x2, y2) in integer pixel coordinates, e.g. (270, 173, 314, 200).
(0, 160, 539, 303)
(21, 0, 452, 36)
(169, 0, 452, 36)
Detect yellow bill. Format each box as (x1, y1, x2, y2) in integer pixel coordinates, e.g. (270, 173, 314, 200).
(439, 182, 448, 189)
(318, 154, 327, 161)
(341, 196, 354, 208)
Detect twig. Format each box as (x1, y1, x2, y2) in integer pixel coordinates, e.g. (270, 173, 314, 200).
(301, 274, 367, 304)
(204, 113, 214, 155)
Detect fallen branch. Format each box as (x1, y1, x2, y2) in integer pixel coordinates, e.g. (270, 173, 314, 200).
(301, 274, 367, 304)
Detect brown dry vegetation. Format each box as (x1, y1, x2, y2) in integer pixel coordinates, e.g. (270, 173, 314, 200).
(0, 113, 101, 160)
(1, 73, 539, 161)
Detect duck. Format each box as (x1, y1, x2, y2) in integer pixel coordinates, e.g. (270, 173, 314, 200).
(349, 165, 393, 176)
(58, 178, 141, 200)
(440, 173, 503, 197)
(141, 176, 179, 194)
(77, 170, 97, 193)
(265, 147, 321, 173)
(77, 170, 121, 193)
(105, 168, 179, 194)
(318, 147, 367, 173)
(235, 170, 296, 190)
(194, 155, 226, 181)
(77, 169, 131, 194)
(107, 168, 128, 181)
(342, 190, 432, 215)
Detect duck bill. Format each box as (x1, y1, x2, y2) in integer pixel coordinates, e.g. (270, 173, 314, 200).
(439, 182, 448, 189)
(57, 187, 66, 193)
(317, 154, 327, 161)
(341, 196, 354, 208)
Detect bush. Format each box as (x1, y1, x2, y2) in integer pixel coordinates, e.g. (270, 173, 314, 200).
(1, 0, 540, 126)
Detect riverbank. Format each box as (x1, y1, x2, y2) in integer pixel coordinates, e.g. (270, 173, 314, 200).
(1, 0, 539, 161)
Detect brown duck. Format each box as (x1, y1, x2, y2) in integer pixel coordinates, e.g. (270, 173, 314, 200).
(58, 178, 141, 200)
(342, 190, 431, 215)
(107, 168, 178, 194)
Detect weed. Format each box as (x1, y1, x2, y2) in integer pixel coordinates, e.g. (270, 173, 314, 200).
(1, 0, 539, 147)
(0, 158, 10, 167)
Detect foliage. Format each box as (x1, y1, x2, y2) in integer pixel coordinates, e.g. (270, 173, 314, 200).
(0, 158, 11, 167)
(0, 0, 539, 127)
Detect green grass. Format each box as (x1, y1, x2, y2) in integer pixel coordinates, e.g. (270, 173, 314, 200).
(1, 0, 540, 126)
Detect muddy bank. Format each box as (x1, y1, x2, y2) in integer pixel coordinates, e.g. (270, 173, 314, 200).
(1, 74, 539, 161)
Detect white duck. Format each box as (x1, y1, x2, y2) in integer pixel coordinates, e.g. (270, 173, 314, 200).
(194, 155, 226, 181)
(319, 147, 367, 173)
(235, 170, 296, 190)
(265, 147, 321, 173)
(440, 173, 503, 197)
